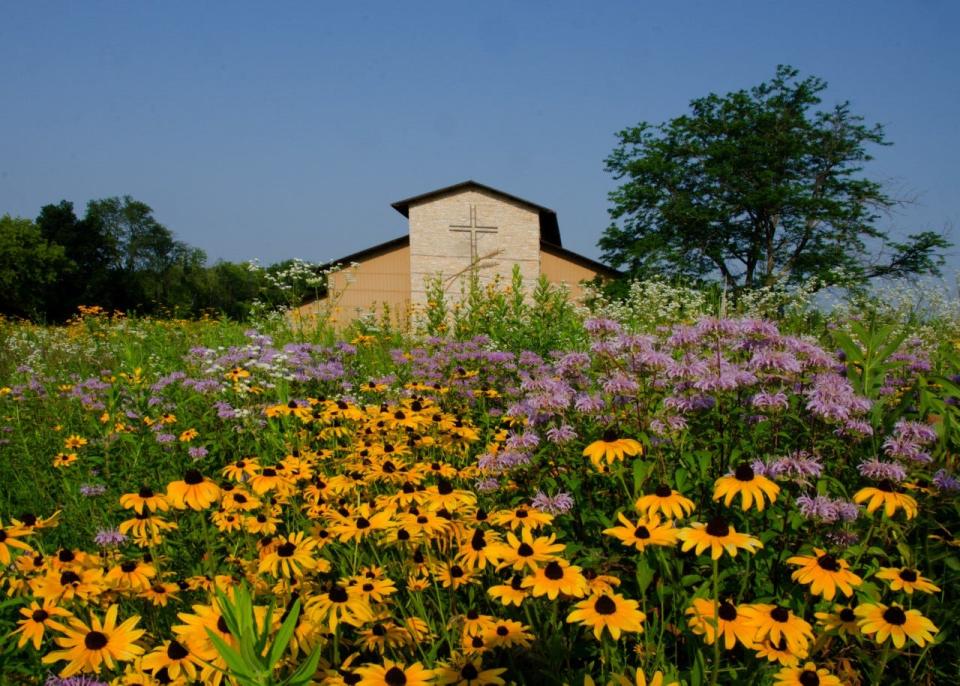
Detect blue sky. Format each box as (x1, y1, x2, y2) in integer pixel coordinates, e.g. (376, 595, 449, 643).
(1, 1, 958, 276)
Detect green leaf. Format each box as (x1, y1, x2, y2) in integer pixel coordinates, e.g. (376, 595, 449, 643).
(267, 599, 301, 669)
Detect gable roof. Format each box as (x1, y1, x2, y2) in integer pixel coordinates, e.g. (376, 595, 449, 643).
(391, 180, 562, 247)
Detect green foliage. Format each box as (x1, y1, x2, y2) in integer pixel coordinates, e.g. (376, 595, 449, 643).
(601, 64, 950, 292)
(420, 266, 587, 353)
(0, 214, 69, 318)
(205, 585, 322, 686)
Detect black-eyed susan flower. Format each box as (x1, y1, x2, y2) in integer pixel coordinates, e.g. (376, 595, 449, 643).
(119, 486, 169, 513)
(855, 602, 938, 648)
(489, 506, 553, 531)
(355, 658, 434, 686)
(12, 600, 71, 649)
(358, 618, 409, 654)
(853, 481, 917, 519)
(814, 605, 859, 636)
(52, 452, 78, 468)
(482, 619, 534, 649)
(487, 574, 529, 607)
(41, 604, 144, 677)
(713, 463, 779, 511)
(772, 662, 842, 686)
(165, 470, 220, 510)
(522, 559, 588, 599)
(139, 582, 179, 607)
(435, 654, 506, 686)
(258, 531, 321, 578)
(685, 598, 756, 650)
(875, 566, 941, 595)
(634, 485, 695, 519)
(582, 429, 643, 470)
(435, 561, 479, 590)
(306, 585, 373, 632)
(491, 529, 565, 572)
(566, 592, 645, 640)
(172, 602, 236, 663)
(603, 512, 678, 551)
(105, 559, 157, 592)
(0, 518, 32, 563)
(785, 548, 862, 600)
(31, 568, 104, 603)
(64, 434, 88, 449)
(740, 604, 814, 654)
(631, 670, 679, 686)
(677, 516, 762, 559)
(753, 636, 807, 667)
(141, 639, 199, 682)
(456, 527, 501, 571)
(222, 457, 260, 482)
(245, 512, 281, 535)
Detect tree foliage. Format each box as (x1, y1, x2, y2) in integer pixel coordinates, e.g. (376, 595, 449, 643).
(600, 65, 950, 291)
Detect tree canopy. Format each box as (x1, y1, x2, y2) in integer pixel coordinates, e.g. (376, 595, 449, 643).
(599, 65, 950, 291)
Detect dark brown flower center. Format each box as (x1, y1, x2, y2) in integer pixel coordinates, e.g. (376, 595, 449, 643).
(799, 670, 820, 686)
(770, 607, 790, 623)
(655, 484, 673, 497)
(705, 517, 729, 537)
(496, 625, 509, 636)
(184, 469, 203, 485)
(602, 429, 619, 442)
(356, 517, 370, 529)
(372, 623, 387, 636)
(817, 554, 840, 572)
(121, 561, 137, 573)
(139, 486, 154, 498)
(60, 571, 80, 585)
(329, 586, 349, 603)
(262, 468, 277, 477)
(634, 526, 650, 539)
(167, 640, 189, 660)
(471, 530, 486, 550)
(461, 664, 479, 679)
(877, 480, 894, 493)
(899, 569, 918, 582)
(734, 463, 755, 481)
(594, 595, 617, 615)
(84, 631, 108, 649)
(277, 542, 297, 558)
(517, 543, 534, 557)
(217, 616, 231, 634)
(437, 479, 453, 495)
(718, 601, 737, 621)
(58, 549, 75, 563)
(544, 561, 564, 580)
(450, 565, 464, 578)
(883, 606, 907, 626)
(384, 666, 407, 686)
(839, 608, 855, 622)
(31, 609, 49, 622)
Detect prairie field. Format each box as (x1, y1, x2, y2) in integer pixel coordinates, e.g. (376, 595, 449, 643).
(0, 283, 958, 686)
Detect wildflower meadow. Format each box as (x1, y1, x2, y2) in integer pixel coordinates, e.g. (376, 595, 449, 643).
(0, 280, 957, 686)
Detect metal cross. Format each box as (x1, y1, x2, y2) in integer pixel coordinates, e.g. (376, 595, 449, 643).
(449, 204, 498, 263)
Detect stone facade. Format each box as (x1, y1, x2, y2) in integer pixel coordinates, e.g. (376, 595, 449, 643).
(407, 188, 541, 308)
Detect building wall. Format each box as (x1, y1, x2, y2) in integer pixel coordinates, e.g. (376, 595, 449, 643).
(540, 248, 605, 302)
(408, 188, 541, 309)
(292, 244, 411, 328)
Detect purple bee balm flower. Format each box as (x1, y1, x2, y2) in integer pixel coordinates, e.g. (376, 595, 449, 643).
(545, 424, 577, 444)
(826, 530, 859, 548)
(857, 458, 907, 482)
(79, 484, 107, 497)
(767, 451, 823, 484)
(751, 391, 789, 411)
(94, 529, 126, 547)
(796, 495, 859, 523)
(46, 675, 110, 686)
(531, 490, 575, 515)
(475, 477, 500, 493)
(933, 469, 960, 492)
(155, 433, 176, 444)
(188, 446, 209, 459)
(584, 317, 622, 335)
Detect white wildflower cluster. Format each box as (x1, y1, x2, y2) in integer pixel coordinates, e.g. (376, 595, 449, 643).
(827, 276, 960, 345)
(581, 277, 709, 331)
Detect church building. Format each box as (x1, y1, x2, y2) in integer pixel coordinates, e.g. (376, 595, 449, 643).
(296, 180, 618, 326)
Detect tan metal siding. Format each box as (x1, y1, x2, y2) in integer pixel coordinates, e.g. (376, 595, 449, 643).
(293, 244, 411, 328)
(540, 249, 604, 301)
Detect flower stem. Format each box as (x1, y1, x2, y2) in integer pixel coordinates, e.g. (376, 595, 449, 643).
(710, 557, 720, 686)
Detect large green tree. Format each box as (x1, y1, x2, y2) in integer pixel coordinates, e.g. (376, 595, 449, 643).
(600, 65, 950, 291)
(0, 214, 69, 318)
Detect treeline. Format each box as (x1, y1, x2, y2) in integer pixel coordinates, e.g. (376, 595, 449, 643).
(0, 196, 326, 322)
